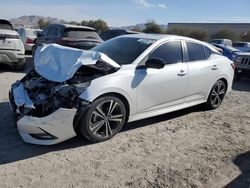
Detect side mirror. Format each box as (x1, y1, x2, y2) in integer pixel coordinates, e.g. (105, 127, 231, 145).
(145, 58, 165, 69)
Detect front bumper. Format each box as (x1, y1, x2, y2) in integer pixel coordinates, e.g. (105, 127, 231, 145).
(235, 67, 250, 78)
(17, 108, 77, 145)
(9, 82, 77, 145)
(0, 50, 25, 66)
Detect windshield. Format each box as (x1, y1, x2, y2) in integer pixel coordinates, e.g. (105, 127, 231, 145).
(92, 37, 156, 65)
(65, 28, 100, 40)
(26, 29, 41, 37)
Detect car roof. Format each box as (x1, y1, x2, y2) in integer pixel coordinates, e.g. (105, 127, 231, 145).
(119, 33, 204, 42)
(119, 33, 220, 52)
(49, 24, 97, 31)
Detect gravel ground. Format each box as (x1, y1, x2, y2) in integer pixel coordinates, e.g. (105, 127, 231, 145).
(0, 56, 249, 188)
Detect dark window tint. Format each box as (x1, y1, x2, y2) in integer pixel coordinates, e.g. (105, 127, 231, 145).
(0, 20, 13, 30)
(186, 42, 206, 61)
(204, 46, 212, 59)
(149, 41, 183, 64)
(92, 37, 156, 65)
(65, 28, 100, 40)
(47, 27, 59, 36)
(233, 43, 245, 47)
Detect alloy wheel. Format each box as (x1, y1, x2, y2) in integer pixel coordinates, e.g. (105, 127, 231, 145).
(210, 81, 226, 108)
(89, 100, 124, 139)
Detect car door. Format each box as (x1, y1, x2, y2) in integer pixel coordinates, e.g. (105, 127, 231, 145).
(135, 41, 188, 114)
(185, 41, 219, 102)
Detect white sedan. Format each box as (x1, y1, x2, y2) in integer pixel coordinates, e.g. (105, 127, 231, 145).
(9, 34, 235, 145)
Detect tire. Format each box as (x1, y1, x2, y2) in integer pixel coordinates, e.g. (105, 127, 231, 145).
(205, 80, 226, 110)
(79, 96, 127, 142)
(15, 63, 25, 71)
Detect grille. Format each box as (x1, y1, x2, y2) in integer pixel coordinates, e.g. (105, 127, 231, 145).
(241, 57, 250, 65)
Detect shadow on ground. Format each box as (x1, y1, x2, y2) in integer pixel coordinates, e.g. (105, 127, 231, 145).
(0, 99, 205, 165)
(232, 77, 250, 92)
(0, 55, 33, 74)
(225, 151, 250, 188)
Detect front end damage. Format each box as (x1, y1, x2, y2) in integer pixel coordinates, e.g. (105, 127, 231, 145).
(9, 44, 120, 145)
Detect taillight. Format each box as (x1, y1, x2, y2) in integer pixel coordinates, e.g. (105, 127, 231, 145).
(231, 63, 236, 70)
(26, 38, 34, 44)
(57, 38, 77, 46)
(5, 34, 19, 39)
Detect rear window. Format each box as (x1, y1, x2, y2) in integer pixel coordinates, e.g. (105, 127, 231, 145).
(64, 28, 100, 40)
(233, 43, 245, 47)
(25, 30, 40, 37)
(186, 42, 206, 61)
(0, 21, 13, 30)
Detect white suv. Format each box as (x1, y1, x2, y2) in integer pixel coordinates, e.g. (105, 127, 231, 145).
(0, 19, 25, 70)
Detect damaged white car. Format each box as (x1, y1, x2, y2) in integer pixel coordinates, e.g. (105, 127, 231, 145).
(9, 34, 234, 145)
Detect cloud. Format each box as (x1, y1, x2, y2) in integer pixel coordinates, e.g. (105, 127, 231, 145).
(134, 0, 166, 9)
(157, 3, 166, 9)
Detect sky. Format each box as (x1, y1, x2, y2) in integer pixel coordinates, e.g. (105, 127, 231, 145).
(1, 0, 250, 27)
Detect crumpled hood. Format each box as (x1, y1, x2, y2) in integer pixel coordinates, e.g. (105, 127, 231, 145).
(34, 44, 121, 82)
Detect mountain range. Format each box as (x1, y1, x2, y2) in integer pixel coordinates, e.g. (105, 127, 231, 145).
(9, 15, 168, 30)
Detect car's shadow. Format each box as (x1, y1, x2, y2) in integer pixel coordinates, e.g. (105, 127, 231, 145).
(0, 100, 206, 165)
(232, 77, 250, 92)
(0, 55, 33, 74)
(224, 151, 250, 188)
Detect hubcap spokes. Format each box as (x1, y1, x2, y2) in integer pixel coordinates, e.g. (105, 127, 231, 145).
(90, 100, 123, 138)
(211, 82, 225, 107)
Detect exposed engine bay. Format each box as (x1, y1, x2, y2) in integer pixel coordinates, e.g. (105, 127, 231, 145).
(10, 62, 117, 118)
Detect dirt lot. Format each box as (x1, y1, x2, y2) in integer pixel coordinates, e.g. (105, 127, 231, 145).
(0, 56, 250, 188)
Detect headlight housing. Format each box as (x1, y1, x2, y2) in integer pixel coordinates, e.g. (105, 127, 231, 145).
(235, 56, 242, 63)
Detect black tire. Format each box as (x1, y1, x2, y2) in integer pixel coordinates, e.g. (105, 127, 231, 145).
(15, 63, 25, 71)
(205, 80, 226, 110)
(79, 96, 127, 142)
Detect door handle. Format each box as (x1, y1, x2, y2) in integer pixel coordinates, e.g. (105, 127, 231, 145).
(211, 65, 218, 70)
(177, 70, 187, 76)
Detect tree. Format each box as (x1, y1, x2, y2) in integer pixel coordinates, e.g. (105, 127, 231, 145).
(167, 27, 209, 41)
(38, 18, 50, 29)
(68, 21, 80, 25)
(188, 29, 209, 41)
(81, 19, 108, 33)
(131, 26, 143, 32)
(241, 31, 250, 42)
(211, 29, 239, 41)
(143, 20, 163, 34)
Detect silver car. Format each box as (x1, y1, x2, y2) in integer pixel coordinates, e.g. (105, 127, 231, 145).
(18, 28, 41, 52)
(9, 34, 235, 145)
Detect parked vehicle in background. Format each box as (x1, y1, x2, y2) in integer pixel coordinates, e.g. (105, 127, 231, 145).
(233, 42, 250, 52)
(209, 39, 232, 46)
(18, 28, 41, 52)
(212, 44, 240, 60)
(9, 34, 234, 145)
(33, 24, 103, 56)
(234, 52, 250, 80)
(0, 19, 25, 70)
(100, 29, 140, 41)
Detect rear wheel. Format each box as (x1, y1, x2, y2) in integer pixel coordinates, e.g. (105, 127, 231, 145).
(79, 96, 126, 142)
(205, 80, 226, 110)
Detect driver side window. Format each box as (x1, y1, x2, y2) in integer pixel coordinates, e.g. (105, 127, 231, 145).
(149, 41, 183, 64)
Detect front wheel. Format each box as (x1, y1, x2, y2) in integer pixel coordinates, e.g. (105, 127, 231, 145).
(79, 96, 127, 142)
(205, 80, 226, 110)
